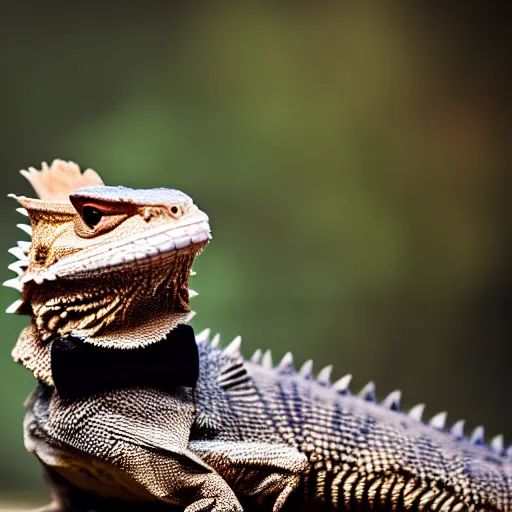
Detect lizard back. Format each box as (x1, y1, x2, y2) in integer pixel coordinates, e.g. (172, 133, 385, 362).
(192, 336, 512, 511)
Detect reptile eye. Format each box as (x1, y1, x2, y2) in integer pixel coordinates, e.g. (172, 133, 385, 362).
(170, 205, 182, 217)
(82, 206, 104, 229)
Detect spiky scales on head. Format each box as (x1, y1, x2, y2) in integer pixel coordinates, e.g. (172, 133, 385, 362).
(5, 160, 210, 349)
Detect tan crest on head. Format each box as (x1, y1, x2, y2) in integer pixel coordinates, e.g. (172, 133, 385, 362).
(20, 159, 104, 201)
(7, 159, 208, 351)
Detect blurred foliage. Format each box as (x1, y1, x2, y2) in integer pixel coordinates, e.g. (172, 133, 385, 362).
(0, 2, 510, 505)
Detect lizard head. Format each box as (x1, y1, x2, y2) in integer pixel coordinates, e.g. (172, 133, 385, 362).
(5, 160, 211, 348)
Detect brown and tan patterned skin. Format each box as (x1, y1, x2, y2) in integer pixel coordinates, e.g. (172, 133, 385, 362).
(6, 161, 512, 511)
(9, 161, 209, 349)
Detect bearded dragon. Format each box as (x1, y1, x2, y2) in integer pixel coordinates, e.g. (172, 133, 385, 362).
(5, 160, 512, 511)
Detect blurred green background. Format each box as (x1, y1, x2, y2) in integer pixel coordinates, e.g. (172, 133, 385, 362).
(0, 3, 510, 508)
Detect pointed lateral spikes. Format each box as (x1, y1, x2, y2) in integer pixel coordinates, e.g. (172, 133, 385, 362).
(210, 333, 220, 348)
(429, 411, 448, 430)
(490, 434, 504, 455)
(299, 359, 313, 379)
(316, 365, 333, 386)
(359, 381, 376, 402)
(261, 350, 273, 370)
(3, 278, 23, 292)
(382, 390, 401, 411)
(8, 260, 28, 275)
(450, 419, 465, 440)
(195, 328, 211, 344)
(332, 374, 352, 395)
(17, 240, 31, 253)
(191, 334, 505, 456)
(223, 336, 242, 357)
(6, 299, 23, 314)
(470, 425, 485, 445)
(250, 349, 263, 364)
(20, 271, 56, 285)
(16, 224, 32, 236)
(16, 208, 29, 217)
(188, 289, 199, 298)
(185, 309, 197, 324)
(277, 352, 294, 374)
(8, 247, 28, 261)
(408, 403, 425, 422)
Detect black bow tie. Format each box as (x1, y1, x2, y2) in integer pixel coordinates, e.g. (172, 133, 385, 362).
(51, 324, 199, 401)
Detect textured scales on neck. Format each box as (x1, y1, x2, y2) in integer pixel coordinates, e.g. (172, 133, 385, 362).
(5, 160, 210, 368)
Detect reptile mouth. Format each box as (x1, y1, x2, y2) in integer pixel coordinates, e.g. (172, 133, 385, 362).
(28, 220, 211, 282)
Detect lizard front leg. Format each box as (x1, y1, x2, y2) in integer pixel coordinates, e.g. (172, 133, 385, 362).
(112, 439, 242, 511)
(35, 463, 188, 512)
(43, 387, 243, 512)
(30, 441, 240, 512)
(189, 441, 309, 511)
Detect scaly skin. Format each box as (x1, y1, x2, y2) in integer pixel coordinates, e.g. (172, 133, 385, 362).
(6, 161, 512, 511)
(24, 332, 512, 511)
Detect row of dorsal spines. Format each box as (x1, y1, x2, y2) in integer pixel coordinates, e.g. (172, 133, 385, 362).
(4, 208, 31, 314)
(195, 328, 511, 459)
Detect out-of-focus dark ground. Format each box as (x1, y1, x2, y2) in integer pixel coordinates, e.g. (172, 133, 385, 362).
(0, 2, 510, 508)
